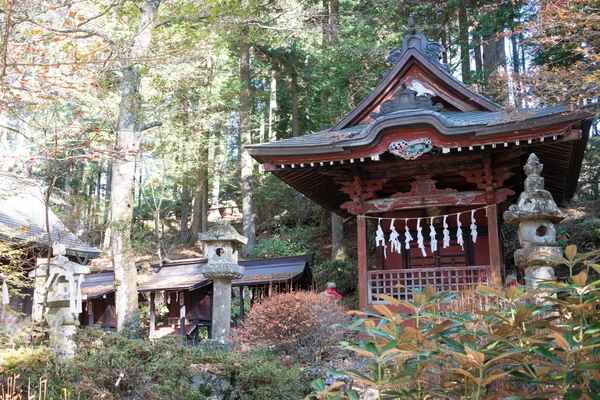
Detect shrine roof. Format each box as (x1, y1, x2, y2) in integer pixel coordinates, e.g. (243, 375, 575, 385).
(0, 174, 101, 259)
(82, 254, 314, 297)
(247, 106, 587, 160)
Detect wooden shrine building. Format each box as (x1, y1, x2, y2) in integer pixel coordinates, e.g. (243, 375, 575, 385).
(80, 254, 313, 341)
(247, 23, 592, 311)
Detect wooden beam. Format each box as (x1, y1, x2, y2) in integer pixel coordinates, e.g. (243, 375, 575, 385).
(179, 291, 185, 338)
(87, 300, 94, 327)
(487, 205, 503, 287)
(104, 299, 111, 331)
(342, 188, 513, 214)
(149, 292, 156, 338)
(193, 290, 199, 324)
(358, 215, 368, 310)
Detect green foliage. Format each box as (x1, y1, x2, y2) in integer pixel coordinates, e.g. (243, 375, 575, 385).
(251, 225, 316, 259)
(1, 329, 205, 399)
(234, 291, 350, 363)
(318, 245, 600, 399)
(225, 348, 307, 400)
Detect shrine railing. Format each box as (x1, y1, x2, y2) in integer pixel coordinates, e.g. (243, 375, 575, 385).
(367, 266, 491, 304)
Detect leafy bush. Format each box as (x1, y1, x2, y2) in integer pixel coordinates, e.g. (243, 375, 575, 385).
(251, 225, 317, 259)
(225, 348, 306, 400)
(318, 245, 600, 399)
(234, 291, 350, 363)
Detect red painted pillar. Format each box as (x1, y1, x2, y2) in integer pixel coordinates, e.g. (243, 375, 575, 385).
(358, 215, 368, 311)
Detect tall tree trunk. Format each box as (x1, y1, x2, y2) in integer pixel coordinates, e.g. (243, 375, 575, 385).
(191, 191, 202, 241)
(330, 0, 339, 45)
(240, 40, 256, 255)
(111, 0, 159, 336)
(458, 5, 470, 82)
(268, 71, 277, 142)
(180, 184, 190, 242)
(102, 161, 112, 252)
(291, 69, 299, 137)
(331, 213, 346, 261)
(322, 0, 329, 46)
(483, 33, 506, 82)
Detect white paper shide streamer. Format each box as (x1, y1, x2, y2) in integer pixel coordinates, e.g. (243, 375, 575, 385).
(389, 219, 402, 254)
(429, 217, 437, 253)
(456, 213, 464, 250)
(1, 273, 9, 305)
(470, 210, 478, 243)
(376, 218, 387, 259)
(416, 218, 427, 257)
(442, 215, 450, 248)
(404, 219, 413, 249)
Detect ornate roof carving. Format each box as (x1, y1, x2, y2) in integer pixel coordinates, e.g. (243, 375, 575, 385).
(371, 83, 443, 118)
(386, 15, 449, 72)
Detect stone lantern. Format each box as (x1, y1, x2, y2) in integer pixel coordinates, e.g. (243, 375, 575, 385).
(199, 220, 247, 343)
(504, 153, 566, 290)
(29, 243, 90, 356)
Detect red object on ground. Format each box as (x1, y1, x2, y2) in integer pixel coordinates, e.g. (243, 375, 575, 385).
(326, 288, 342, 299)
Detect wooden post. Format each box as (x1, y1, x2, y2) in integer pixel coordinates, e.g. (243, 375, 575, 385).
(193, 290, 199, 324)
(104, 299, 111, 331)
(179, 291, 185, 338)
(149, 292, 155, 338)
(486, 205, 503, 287)
(87, 300, 94, 327)
(358, 215, 368, 311)
(239, 286, 245, 321)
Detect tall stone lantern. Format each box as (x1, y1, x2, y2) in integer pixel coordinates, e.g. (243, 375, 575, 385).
(199, 220, 247, 342)
(504, 153, 566, 290)
(29, 243, 90, 356)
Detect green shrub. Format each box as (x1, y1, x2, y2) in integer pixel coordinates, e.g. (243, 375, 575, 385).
(226, 348, 306, 400)
(234, 291, 350, 363)
(318, 245, 600, 399)
(251, 226, 316, 259)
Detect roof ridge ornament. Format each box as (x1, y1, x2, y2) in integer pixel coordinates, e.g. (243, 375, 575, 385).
(386, 14, 449, 72)
(371, 82, 443, 118)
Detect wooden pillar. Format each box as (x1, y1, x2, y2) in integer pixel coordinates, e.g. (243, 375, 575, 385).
(179, 291, 185, 337)
(239, 286, 245, 321)
(87, 300, 94, 327)
(193, 290, 199, 324)
(486, 205, 503, 287)
(149, 292, 156, 338)
(104, 298, 111, 331)
(358, 215, 368, 311)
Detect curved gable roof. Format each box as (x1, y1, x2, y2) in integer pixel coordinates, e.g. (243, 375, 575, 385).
(331, 32, 502, 131)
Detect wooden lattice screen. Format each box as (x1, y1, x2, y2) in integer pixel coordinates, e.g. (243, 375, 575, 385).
(368, 266, 490, 304)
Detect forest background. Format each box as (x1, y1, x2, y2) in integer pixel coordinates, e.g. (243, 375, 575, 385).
(1, 0, 600, 334)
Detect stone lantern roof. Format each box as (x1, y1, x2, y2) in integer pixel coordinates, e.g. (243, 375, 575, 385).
(198, 219, 248, 245)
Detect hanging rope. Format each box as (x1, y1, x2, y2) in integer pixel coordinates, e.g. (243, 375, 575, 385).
(356, 205, 492, 255)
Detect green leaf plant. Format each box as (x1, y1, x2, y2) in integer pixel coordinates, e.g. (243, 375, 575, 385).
(316, 245, 600, 399)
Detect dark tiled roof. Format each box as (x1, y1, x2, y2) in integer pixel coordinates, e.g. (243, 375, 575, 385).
(247, 107, 573, 152)
(0, 175, 101, 258)
(82, 254, 314, 296)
